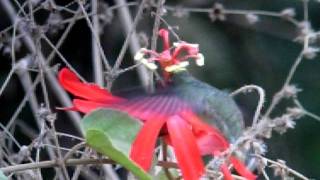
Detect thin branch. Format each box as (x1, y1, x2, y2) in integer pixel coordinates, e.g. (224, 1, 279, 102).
(0, 0, 83, 134)
(148, 0, 166, 93)
(255, 155, 309, 180)
(263, 0, 311, 118)
(63, 142, 86, 161)
(294, 99, 320, 122)
(5, 74, 41, 129)
(91, 0, 104, 86)
(76, 0, 112, 71)
(0, 122, 21, 148)
(50, 120, 71, 180)
(56, 132, 85, 141)
(113, 0, 151, 90)
(112, 0, 148, 70)
(41, 35, 87, 82)
(263, 52, 303, 118)
(1, 158, 179, 174)
(71, 148, 90, 180)
(0, 68, 15, 97)
(231, 85, 266, 125)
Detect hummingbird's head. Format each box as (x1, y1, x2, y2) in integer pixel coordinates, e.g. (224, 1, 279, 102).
(134, 29, 204, 81)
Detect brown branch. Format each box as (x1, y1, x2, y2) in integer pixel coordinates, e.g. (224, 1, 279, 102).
(113, 0, 151, 91)
(112, 0, 148, 71)
(0, 158, 179, 174)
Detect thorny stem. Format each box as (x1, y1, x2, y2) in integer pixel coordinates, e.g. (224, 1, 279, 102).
(284, 52, 304, 87)
(263, 41, 305, 118)
(263, 0, 311, 119)
(255, 155, 309, 180)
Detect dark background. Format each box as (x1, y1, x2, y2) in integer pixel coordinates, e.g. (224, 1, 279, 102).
(0, 0, 319, 178)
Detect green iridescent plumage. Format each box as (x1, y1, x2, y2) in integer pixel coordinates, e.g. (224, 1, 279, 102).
(170, 71, 244, 142)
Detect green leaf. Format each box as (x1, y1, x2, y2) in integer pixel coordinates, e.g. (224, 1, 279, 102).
(0, 171, 8, 180)
(82, 108, 151, 180)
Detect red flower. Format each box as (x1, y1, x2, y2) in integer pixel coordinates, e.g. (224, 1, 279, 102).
(58, 68, 256, 180)
(134, 28, 204, 82)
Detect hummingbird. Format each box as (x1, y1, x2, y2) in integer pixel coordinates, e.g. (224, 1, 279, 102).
(58, 29, 255, 180)
(134, 29, 244, 143)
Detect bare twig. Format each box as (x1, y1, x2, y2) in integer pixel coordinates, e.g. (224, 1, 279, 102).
(231, 85, 266, 125)
(255, 155, 309, 180)
(0, 0, 83, 134)
(112, 0, 151, 90)
(76, 0, 112, 71)
(91, 0, 104, 86)
(1, 158, 179, 174)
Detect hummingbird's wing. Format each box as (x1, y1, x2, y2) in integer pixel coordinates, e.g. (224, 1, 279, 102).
(72, 96, 229, 151)
(60, 68, 229, 154)
(58, 68, 256, 180)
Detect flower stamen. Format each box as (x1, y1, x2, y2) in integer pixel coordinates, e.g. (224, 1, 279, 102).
(134, 29, 205, 80)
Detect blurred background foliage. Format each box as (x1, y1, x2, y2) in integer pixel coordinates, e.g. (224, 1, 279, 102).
(1, 0, 320, 178)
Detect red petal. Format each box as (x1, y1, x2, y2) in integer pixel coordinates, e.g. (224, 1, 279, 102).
(172, 42, 199, 60)
(166, 115, 205, 180)
(158, 29, 170, 50)
(130, 116, 167, 170)
(230, 156, 257, 180)
(220, 164, 234, 180)
(180, 110, 229, 154)
(58, 68, 123, 103)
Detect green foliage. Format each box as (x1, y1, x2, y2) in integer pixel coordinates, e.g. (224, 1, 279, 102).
(82, 109, 151, 180)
